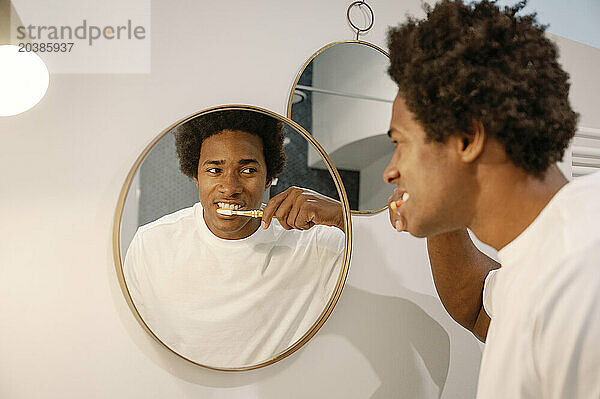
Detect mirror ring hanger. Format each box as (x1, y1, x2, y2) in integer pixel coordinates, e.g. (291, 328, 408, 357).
(347, 1, 374, 40)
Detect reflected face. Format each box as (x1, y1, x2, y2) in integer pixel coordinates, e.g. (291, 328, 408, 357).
(383, 93, 466, 237)
(194, 130, 269, 240)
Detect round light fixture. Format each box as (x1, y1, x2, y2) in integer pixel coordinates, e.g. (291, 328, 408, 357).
(0, 45, 50, 117)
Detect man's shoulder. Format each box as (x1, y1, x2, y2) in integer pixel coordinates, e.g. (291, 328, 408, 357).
(556, 172, 600, 250)
(560, 171, 600, 208)
(137, 204, 198, 240)
(126, 205, 201, 266)
(535, 238, 600, 315)
(532, 239, 600, 373)
(560, 238, 600, 280)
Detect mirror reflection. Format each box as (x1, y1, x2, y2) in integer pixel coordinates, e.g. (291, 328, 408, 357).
(289, 41, 398, 213)
(118, 108, 349, 369)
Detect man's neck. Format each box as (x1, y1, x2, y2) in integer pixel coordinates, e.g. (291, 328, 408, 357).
(468, 165, 568, 251)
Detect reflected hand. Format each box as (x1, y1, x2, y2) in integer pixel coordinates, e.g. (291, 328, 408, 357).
(388, 187, 406, 232)
(261, 186, 345, 232)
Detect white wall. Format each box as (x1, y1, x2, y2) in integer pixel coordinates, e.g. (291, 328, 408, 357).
(1, 1, 599, 398)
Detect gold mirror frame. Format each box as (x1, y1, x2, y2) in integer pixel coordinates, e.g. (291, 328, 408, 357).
(112, 104, 352, 371)
(286, 40, 392, 215)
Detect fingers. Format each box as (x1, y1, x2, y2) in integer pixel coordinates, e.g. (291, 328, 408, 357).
(286, 194, 304, 229)
(262, 187, 303, 230)
(261, 189, 290, 229)
(394, 218, 405, 232)
(262, 186, 338, 231)
(293, 203, 316, 230)
(388, 193, 405, 232)
(279, 190, 314, 230)
(276, 193, 297, 230)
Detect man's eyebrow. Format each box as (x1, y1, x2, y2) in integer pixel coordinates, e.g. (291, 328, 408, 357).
(238, 158, 260, 165)
(201, 159, 225, 166)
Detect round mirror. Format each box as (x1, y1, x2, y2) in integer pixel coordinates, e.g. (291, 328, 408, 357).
(287, 41, 397, 214)
(113, 105, 351, 370)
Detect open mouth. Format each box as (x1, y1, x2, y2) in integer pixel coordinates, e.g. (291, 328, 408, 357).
(214, 201, 247, 220)
(216, 202, 243, 210)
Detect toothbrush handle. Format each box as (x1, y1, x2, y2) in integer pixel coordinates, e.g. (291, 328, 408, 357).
(245, 210, 263, 218)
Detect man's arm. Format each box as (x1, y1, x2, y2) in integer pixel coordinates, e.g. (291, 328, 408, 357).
(426, 229, 500, 342)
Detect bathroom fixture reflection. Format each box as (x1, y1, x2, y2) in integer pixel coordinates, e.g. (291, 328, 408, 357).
(287, 41, 397, 214)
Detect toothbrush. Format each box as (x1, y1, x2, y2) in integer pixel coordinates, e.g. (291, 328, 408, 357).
(389, 200, 403, 212)
(216, 208, 264, 218)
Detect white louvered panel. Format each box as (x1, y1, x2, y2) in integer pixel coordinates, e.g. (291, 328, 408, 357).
(573, 165, 599, 177)
(577, 126, 600, 140)
(572, 128, 600, 178)
(572, 146, 600, 159)
(573, 157, 600, 168)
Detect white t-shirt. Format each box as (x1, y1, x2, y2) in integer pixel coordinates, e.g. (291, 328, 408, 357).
(478, 172, 600, 398)
(124, 202, 345, 368)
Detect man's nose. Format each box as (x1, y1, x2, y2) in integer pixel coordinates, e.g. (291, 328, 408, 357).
(382, 159, 400, 184)
(218, 173, 243, 195)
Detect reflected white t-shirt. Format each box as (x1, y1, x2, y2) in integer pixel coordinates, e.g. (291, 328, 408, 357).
(124, 202, 345, 368)
(478, 172, 600, 398)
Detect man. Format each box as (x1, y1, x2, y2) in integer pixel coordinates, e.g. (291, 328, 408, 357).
(383, 1, 599, 397)
(124, 109, 345, 367)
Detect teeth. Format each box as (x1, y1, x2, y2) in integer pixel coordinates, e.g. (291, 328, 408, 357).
(218, 202, 241, 210)
(402, 192, 410, 202)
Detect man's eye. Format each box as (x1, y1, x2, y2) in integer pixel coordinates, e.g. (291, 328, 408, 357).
(241, 167, 257, 174)
(207, 167, 221, 174)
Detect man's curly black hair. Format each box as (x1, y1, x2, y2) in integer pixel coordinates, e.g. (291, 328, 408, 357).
(173, 109, 286, 182)
(387, 0, 578, 176)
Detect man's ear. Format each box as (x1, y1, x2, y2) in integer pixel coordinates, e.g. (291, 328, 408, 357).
(193, 177, 199, 187)
(265, 178, 273, 190)
(457, 121, 486, 163)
